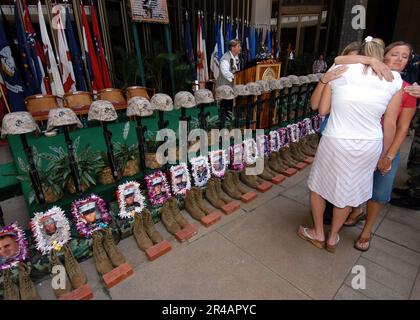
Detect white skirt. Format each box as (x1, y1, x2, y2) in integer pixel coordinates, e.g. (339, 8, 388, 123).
(307, 135, 382, 208)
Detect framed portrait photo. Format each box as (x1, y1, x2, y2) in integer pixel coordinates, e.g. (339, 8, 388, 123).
(190, 156, 210, 187)
(209, 150, 228, 178)
(0, 223, 29, 271)
(243, 139, 259, 165)
(169, 164, 191, 196)
(117, 181, 146, 219)
(145, 171, 172, 206)
(230, 144, 244, 171)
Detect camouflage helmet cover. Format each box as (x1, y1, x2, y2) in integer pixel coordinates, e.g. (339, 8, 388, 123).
(174, 91, 197, 109)
(127, 96, 154, 117)
(88, 100, 118, 122)
(257, 80, 271, 92)
(246, 82, 262, 96)
(151, 93, 174, 112)
(46, 108, 83, 131)
(233, 84, 250, 96)
(215, 85, 237, 101)
(1, 112, 40, 139)
(194, 89, 215, 104)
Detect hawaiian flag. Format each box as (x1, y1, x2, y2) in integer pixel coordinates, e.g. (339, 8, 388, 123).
(81, 4, 104, 92)
(91, 3, 111, 88)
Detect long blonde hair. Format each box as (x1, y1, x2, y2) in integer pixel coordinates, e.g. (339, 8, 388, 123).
(360, 37, 385, 74)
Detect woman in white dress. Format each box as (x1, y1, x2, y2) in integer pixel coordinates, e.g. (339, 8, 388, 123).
(298, 37, 403, 253)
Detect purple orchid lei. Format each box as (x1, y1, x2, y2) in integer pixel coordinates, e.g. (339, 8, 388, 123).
(230, 144, 245, 171)
(0, 222, 29, 271)
(145, 170, 172, 206)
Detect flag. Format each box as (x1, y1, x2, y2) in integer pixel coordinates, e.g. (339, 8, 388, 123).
(184, 12, 194, 64)
(91, 3, 111, 88)
(266, 29, 272, 56)
(0, 73, 8, 124)
(225, 17, 232, 53)
(81, 4, 104, 92)
(210, 16, 223, 80)
(38, 1, 64, 97)
(55, 8, 76, 93)
(196, 11, 209, 82)
(250, 26, 256, 60)
(22, 0, 49, 95)
(217, 17, 224, 60)
(15, 1, 40, 95)
(65, 6, 86, 92)
(0, 20, 27, 111)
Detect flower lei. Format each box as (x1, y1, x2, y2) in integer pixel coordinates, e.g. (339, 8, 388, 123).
(298, 120, 308, 139)
(312, 115, 322, 133)
(169, 164, 192, 196)
(278, 127, 289, 148)
(190, 156, 211, 187)
(145, 171, 172, 206)
(71, 194, 111, 238)
(230, 144, 245, 171)
(243, 139, 259, 165)
(0, 223, 29, 271)
(209, 149, 228, 178)
(117, 181, 146, 219)
(31, 206, 71, 255)
(256, 135, 270, 159)
(269, 131, 281, 152)
(304, 117, 315, 135)
(288, 124, 300, 143)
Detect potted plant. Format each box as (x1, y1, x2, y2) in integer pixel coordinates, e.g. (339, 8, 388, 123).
(144, 130, 163, 169)
(114, 123, 139, 177)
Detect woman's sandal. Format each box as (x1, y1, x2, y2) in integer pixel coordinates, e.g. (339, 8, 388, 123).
(343, 211, 366, 227)
(354, 236, 371, 252)
(297, 226, 325, 249)
(325, 234, 340, 253)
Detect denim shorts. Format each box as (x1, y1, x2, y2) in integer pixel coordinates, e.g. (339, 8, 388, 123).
(371, 152, 401, 203)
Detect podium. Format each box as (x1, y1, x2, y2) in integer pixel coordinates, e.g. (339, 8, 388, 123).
(234, 61, 282, 129)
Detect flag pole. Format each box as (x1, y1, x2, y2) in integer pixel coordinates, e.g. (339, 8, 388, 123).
(0, 83, 11, 113)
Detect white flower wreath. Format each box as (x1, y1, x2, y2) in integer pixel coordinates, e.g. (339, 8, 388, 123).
(191, 156, 211, 187)
(117, 181, 146, 219)
(31, 206, 71, 255)
(269, 131, 281, 152)
(209, 149, 228, 178)
(288, 124, 300, 143)
(243, 138, 259, 165)
(170, 163, 192, 196)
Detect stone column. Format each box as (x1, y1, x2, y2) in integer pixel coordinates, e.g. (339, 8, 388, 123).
(251, 0, 272, 40)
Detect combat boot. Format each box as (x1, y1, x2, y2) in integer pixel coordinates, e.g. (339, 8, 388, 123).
(259, 161, 276, 181)
(308, 134, 319, 149)
(193, 187, 214, 215)
(18, 263, 40, 300)
(265, 158, 279, 177)
(133, 212, 153, 251)
(161, 201, 182, 234)
(240, 168, 260, 189)
(185, 188, 206, 220)
(102, 228, 126, 267)
(3, 268, 20, 300)
(290, 143, 306, 162)
(169, 197, 190, 229)
(232, 170, 249, 194)
(300, 139, 315, 156)
(275, 152, 289, 171)
(92, 231, 114, 275)
(205, 178, 226, 209)
(142, 209, 164, 244)
(214, 177, 232, 204)
(268, 153, 283, 174)
(50, 250, 72, 298)
(295, 141, 309, 160)
(280, 148, 298, 167)
(222, 171, 243, 200)
(63, 243, 87, 289)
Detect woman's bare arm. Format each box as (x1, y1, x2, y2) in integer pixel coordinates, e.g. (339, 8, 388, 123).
(318, 83, 332, 116)
(387, 107, 417, 158)
(335, 55, 394, 82)
(382, 89, 403, 158)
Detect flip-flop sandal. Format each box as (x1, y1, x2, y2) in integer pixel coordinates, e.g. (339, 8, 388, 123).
(326, 234, 340, 253)
(297, 226, 325, 249)
(354, 237, 370, 252)
(343, 211, 366, 227)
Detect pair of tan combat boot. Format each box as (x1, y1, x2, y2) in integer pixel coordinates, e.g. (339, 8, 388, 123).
(161, 197, 190, 235)
(185, 187, 215, 220)
(205, 177, 234, 209)
(3, 263, 41, 300)
(133, 208, 164, 251)
(49, 244, 88, 298)
(92, 228, 126, 275)
(239, 167, 266, 189)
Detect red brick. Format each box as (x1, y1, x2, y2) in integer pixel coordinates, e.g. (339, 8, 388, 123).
(283, 168, 298, 177)
(146, 240, 172, 261)
(175, 224, 198, 242)
(241, 191, 257, 203)
(102, 263, 134, 289)
(257, 182, 272, 193)
(271, 175, 286, 185)
(201, 212, 222, 228)
(221, 201, 240, 215)
(59, 284, 93, 300)
(294, 162, 308, 171)
(304, 157, 314, 164)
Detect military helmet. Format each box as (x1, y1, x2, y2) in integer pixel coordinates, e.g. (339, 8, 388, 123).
(287, 75, 300, 85)
(257, 80, 271, 93)
(150, 93, 174, 112)
(269, 79, 282, 91)
(246, 82, 262, 96)
(47, 108, 83, 131)
(1, 112, 40, 139)
(233, 84, 250, 96)
(298, 76, 310, 85)
(174, 91, 197, 109)
(280, 77, 293, 88)
(307, 74, 319, 83)
(127, 96, 154, 117)
(194, 89, 215, 104)
(88, 100, 118, 122)
(215, 85, 237, 101)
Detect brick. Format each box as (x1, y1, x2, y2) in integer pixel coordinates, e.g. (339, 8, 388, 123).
(59, 284, 93, 300)
(257, 182, 273, 193)
(175, 224, 198, 242)
(272, 175, 286, 185)
(304, 157, 314, 164)
(294, 162, 308, 171)
(102, 263, 134, 289)
(241, 191, 258, 203)
(283, 168, 298, 177)
(146, 240, 172, 261)
(221, 201, 241, 215)
(201, 212, 222, 228)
